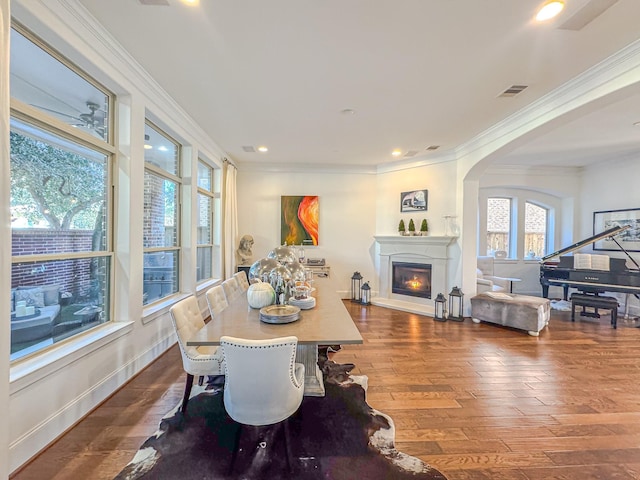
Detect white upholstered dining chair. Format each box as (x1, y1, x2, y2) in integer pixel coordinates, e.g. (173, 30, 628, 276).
(169, 295, 225, 414)
(233, 270, 250, 291)
(205, 284, 229, 318)
(222, 276, 243, 301)
(220, 335, 305, 474)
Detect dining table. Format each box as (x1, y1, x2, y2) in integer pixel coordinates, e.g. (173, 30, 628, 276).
(187, 276, 364, 396)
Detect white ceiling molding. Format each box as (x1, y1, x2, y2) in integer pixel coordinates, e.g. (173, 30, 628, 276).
(236, 161, 377, 175)
(12, 0, 229, 163)
(455, 36, 640, 170)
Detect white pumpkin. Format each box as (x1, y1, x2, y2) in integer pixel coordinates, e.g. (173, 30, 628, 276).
(247, 280, 276, 309)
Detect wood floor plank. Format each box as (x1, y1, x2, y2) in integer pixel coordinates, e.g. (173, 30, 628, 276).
(10, 303, 640, 480)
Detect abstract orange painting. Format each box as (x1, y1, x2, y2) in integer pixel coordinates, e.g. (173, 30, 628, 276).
(281, 195, 319, 246)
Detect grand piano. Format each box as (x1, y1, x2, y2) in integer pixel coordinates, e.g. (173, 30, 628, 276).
(540, 225, 640, 299)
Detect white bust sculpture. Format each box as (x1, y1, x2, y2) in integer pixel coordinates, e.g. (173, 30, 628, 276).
(237, 234, 254, 265)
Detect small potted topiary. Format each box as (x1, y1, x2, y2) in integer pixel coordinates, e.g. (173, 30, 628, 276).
(408, 219, 416, 236)
(398, 219, 406, 236)
(420, 219, 429, 236)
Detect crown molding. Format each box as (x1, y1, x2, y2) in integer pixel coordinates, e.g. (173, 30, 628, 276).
(236, 161, 377, 175)
(456, 37, 640, 163)
(12, 0, 228, 162)
(375, 150, 458, 174)
(482, 164, 582, 177)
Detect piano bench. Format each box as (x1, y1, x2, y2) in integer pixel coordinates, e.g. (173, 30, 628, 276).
(570, 293, 619, 329)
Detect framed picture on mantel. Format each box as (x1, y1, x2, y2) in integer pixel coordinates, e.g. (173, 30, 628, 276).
(400, 189, 428, 212)
(593, 208, 640, 252)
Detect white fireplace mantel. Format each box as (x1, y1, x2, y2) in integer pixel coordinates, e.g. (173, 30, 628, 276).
(373, 235, 458, 316)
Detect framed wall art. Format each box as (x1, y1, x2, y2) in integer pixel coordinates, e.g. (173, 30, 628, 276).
(281, 195, 319, 246)
(593, 208, 640, 252)
(400, 189, 428, 212)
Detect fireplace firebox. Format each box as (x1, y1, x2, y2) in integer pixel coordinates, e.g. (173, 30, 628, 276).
(391, 262, 432, 298)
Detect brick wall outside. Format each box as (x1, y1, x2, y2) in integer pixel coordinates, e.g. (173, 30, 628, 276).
(11, 230, 103, 299)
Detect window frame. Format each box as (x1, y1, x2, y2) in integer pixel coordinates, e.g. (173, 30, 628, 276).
(524, 200, 549, 259)
(485, 196, 513, 258)
(9, 24, 116, 361)
(196, 159, 215, 284)
(142, 121, 182, 306)
(479, 188, 555, 261)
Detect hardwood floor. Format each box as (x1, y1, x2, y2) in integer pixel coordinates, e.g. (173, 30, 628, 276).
(11, 302, 640, 479)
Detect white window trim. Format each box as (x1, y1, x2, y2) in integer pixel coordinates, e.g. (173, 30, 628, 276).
(480, 188, 559, 261)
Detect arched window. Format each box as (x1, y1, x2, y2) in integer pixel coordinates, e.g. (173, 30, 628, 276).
(486, 197, 511, 256)
(524, 202, 548, 258)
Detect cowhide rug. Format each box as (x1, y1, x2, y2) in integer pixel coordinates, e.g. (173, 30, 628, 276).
(115, 349, 448, 480)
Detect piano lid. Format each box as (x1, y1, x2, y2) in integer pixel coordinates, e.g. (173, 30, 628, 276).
(540, 224, 630, 263)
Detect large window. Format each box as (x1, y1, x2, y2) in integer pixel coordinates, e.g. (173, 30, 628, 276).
(10, 26, 114, 360)
(143, 122, 181, 305)
(481, 192, 552, 260)
(525, 202, 547, 259)
(196, 160, 221, 283)
(486, 197, 511, 256)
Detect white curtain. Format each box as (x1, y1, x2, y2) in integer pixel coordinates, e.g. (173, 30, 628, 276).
(223, 159, 238, 279)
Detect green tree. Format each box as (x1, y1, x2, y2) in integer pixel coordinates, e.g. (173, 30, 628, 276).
(10, 131, 106, 230)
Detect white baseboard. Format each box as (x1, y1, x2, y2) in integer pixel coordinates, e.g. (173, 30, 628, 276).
(371, 297, 434, 316)
(9, 333, 176, 474)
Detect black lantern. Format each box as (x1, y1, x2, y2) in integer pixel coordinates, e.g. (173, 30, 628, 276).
(361, 281, 371, 305)
(434, 293, 447, 322)
(448, 286, 464, 321)
(351, 271, 363, 303)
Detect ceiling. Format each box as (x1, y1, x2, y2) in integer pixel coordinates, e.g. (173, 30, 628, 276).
(72, 0, 640, 169)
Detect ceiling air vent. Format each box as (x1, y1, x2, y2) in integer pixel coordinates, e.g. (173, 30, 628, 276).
(498, 85, 528, 98)
(403, 150, 419, 158)
(242, 146, 256, 152)
(425, 145, 440, 151)
(138, 0, 170, 5)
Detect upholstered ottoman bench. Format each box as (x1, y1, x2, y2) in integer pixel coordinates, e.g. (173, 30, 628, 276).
(471, 292, 550, 336)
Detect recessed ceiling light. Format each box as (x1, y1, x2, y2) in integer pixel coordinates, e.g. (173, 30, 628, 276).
(391, 149, 402, 157)
(257, 146, 268, 153)
(536, 1, 565, 21)
(180, 0, 199, 5)
(144, 144, 152, 150)
(158, 146, 168, 152)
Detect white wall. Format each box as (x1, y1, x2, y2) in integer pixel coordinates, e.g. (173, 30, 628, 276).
(375, 161, 459, 236)
(477, 165, 582, 296)
(580, 155, 640, 314)
(237, 169, 377, 295)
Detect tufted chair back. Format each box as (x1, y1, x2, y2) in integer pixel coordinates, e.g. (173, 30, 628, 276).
(220, 335, 304, 426)
(233, 270, 250, 292)
(170, 295, 225, 413)
(206, 285, 229, 318)
(222, 276, 242, 301)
